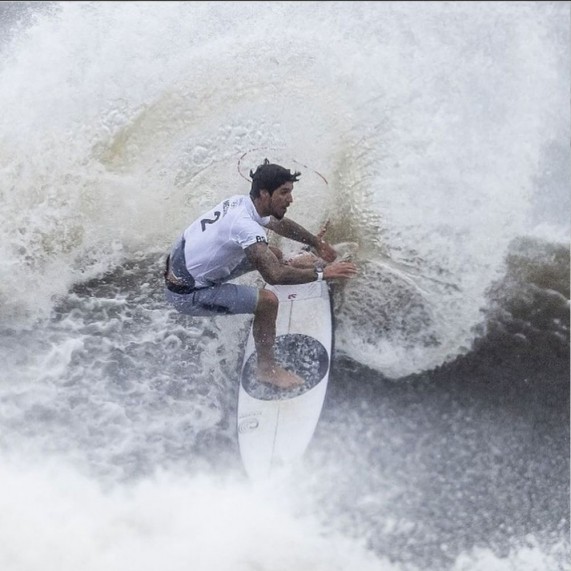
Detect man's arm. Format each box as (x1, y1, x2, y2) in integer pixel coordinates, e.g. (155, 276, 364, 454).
(266, 217, 337, 262)
(245, 242, 359, 286)
(245, 242, 317, 285)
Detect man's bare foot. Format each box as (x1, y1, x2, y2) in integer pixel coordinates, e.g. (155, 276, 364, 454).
(257, 365, 304, 389)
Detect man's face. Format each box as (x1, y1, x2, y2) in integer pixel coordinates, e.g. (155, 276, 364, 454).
(267, 182, 294, 220)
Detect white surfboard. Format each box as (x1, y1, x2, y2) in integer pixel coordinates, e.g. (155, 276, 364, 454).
(237, 280, 333, 481)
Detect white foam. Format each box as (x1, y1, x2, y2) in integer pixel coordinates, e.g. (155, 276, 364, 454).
(0, 458, 392, 571)
(0, 2, 568, 370)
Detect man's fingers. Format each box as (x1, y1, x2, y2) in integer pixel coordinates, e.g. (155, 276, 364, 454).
(317, 219, 330, 239)
(331, 260, 358, 278)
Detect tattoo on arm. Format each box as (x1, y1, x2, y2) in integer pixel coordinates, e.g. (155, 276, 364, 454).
(245, 243, 281, 282)
(245, 242, 314, 285)
(266, 217, 318, 248)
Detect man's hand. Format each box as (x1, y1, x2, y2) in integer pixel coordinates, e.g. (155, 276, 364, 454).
(313, 219, 337, 263)
(315, 239, 337, 263)
(323, 260, 358, 280)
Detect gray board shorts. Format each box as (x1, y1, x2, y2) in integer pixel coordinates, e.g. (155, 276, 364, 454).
(165, 282, 259, 316)
(164, 257, 259, 316)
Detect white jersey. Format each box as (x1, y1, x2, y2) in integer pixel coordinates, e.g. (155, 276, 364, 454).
(183, 195, 271, 288)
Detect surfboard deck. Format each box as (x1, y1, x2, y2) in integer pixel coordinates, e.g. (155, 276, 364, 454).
(237, 280, 333, 481)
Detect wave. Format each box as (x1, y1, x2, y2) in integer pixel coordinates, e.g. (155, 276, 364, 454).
(0, 2, 568, 375)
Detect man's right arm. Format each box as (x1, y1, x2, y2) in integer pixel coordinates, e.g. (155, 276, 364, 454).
(245, 243, 358, 285)
(245, 243, 316, 285)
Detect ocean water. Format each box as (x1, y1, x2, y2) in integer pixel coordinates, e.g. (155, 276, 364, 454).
(0, 2, 568, 570)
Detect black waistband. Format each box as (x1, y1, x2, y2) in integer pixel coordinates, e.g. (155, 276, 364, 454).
(164, 251, 196, 295)
(165, 279, 196, 295)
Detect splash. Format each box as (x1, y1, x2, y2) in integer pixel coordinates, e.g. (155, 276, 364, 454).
(0, 459, 391, 571)
(0, 2, 568, 376)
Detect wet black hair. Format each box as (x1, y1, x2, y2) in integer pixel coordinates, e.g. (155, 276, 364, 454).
(249, 159, 301, 198)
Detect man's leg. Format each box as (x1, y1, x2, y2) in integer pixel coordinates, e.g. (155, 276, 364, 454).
(165, 281, 302, 388)
(253, 289, 304, 389)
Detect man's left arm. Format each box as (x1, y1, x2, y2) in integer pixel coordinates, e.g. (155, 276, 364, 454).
(266, 217, 337, 263)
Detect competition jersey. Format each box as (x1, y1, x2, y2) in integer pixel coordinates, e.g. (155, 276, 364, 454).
(181, 194, 271, 288)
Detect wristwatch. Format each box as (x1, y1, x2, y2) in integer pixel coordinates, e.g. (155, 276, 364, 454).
(314, 267, 324, 282)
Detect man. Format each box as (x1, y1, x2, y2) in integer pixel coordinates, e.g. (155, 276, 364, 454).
(164, 160, 358, 388)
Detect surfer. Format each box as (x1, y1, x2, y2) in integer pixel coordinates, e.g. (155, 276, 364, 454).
(164, 159, 358, 388)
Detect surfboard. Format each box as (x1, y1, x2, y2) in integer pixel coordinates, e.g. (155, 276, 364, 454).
(237, 280, 333, 481)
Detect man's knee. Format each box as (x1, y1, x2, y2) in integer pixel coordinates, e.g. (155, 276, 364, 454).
(256, 289, 279, 312)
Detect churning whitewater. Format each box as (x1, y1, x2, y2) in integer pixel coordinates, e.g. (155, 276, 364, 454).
(0, 3, 568, 571)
